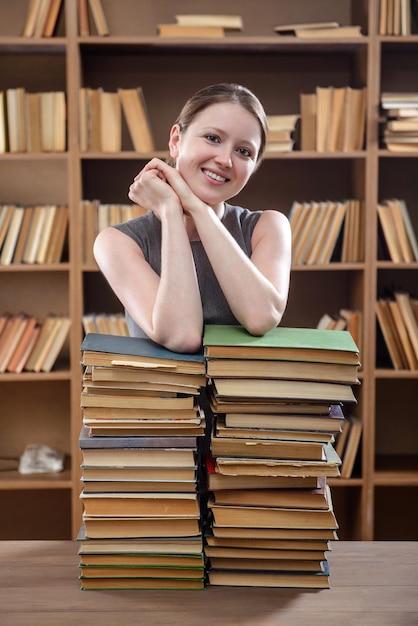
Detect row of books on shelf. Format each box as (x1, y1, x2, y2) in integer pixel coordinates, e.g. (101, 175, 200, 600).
(289, 199, 364, 265)
(78, 325, 360, 589)
(381, 93, 418, 152)
(22, 0, 63, 38)
(376, 292, 418, 370)
(316, 309, 362, 357)
(81, 200, 146, 264)
(0, 204, 68, 265)
(0, 89, 66, 154)
(377, 198, 418, 262)
(79, 86, 155, 153)
(0, 312, 71, 374)
(22, 0, 109, 38)
(300, 86, 367, 152)
(378, 0, 418, 35)
(82, 313, 129, 337)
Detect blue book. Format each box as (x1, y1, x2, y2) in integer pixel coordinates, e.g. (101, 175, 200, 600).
(81, 333, 205, 374)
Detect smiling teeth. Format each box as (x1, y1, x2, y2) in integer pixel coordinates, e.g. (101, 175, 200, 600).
(203, 169, 227, 182)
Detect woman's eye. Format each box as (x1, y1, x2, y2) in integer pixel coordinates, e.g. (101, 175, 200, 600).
(205, 134, 220, 143)
(237, 147, 253, 158)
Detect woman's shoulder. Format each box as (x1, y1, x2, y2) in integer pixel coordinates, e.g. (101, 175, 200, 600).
(112, 210, 159, 239)
(223, 203, 263, 227)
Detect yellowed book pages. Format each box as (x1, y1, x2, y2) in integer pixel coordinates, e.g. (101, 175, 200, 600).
(12, 206, 33, 263)
(40, 91, 55, 151)
(53, 91, 66, 151)
(292, 203, 320, 265)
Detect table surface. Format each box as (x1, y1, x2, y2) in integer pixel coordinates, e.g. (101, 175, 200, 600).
(0, 541, 417, 626)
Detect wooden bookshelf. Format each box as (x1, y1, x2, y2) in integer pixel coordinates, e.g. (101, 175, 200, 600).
(0, 0, 417, 542)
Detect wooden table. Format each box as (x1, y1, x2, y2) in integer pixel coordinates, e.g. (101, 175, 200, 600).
(0, 541, 417, 625)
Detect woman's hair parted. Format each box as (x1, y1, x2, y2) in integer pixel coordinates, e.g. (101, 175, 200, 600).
(171, 83, 268, 166)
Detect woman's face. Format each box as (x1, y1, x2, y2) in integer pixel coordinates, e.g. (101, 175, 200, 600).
(169, 102, 261, 207)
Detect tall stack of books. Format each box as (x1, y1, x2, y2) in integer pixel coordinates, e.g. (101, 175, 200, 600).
(202, 325, 360, 589)
(78, 333, 207, 590)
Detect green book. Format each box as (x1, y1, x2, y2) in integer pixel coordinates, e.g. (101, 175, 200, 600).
(203, 325, 360, 364)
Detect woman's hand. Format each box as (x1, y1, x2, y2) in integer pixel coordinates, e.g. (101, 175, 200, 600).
(128, 159, 183, 218)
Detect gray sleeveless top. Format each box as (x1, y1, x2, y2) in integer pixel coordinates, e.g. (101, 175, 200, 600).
(113, 203, 262, 338)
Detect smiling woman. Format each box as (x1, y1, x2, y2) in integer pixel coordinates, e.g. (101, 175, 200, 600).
(93, 83, 292, 353)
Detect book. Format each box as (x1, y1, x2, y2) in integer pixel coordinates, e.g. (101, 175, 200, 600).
(80, 576, 204, 590)
(0, 205, 25, 265)
(80, 491, 200, 518)
(215, 442, 341, 478)
(215, 420, 334, 444)
(0, 91, 7, 153)
(157, 24, 225, 38)
(377, 203, 403, 262)
(211, 477, 329, 510)
(211, 378, 356, 404)
(203, 325, 360, 364)
(78, 0, 90, 36)
(90, 364, 206, 389)
(174, 15, 243, 30)
(208, 500, 338, 530)
(118, 87, 155, 153)
(274, 21, 340, 34)
(211, 525, 337, 541)
(22, 0, 43, 37)
(211, 436, 326, 462)
(82, 515, 201, 539)
(221, 405, 344, 434)
(376, 299, 408, 369)
(5, 317, 38, 373)
(208, 565, 330, 589)
(80, 332, 205, 374)
(295, 26, 363, 38)
(0, 313, 31, 372)
(87, 0, 109, 36)
(79, 552, 204, 567)
(21, 205, 47, 263)
(81, 466, 196, 482)
(81, 389, 196, 411)
(79, 423, 199, 449)
(42, 0, 63, 37)
(315, 86, 333, 152)
(80, 446, 196, 468)
(12, 206, 33, 263)
(340, 417, 362, 478)
(388, 299, 418, 369)
(342, 87, 367, 151)
(205, 535, 330, 552)
(38, 315, 71, 372)
(206, 355, 358, 384)
(99, 90, 121, 152)
(316, 201, 348, 264)
(25, 92, 42, 153)
(394, 292, 418, 363)
(300, 93, 316, 151)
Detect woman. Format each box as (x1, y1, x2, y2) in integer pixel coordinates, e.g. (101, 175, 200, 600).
(94, 83, 291, 353)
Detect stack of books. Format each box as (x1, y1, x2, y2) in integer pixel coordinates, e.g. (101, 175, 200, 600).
(202, 325, 360, 589)
(381, 93, 418, 152)
(265, 115, 299, 153)
(78, 333, 207, 590)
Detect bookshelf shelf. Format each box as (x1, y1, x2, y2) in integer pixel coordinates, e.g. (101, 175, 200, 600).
(0, 0, 417, 542)
(0, 469, 73, 490)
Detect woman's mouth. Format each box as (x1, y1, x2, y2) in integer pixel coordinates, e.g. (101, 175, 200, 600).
(202, 169, 229, 183)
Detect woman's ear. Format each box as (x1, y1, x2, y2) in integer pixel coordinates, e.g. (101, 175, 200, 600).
(168, 124, 181, 159)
